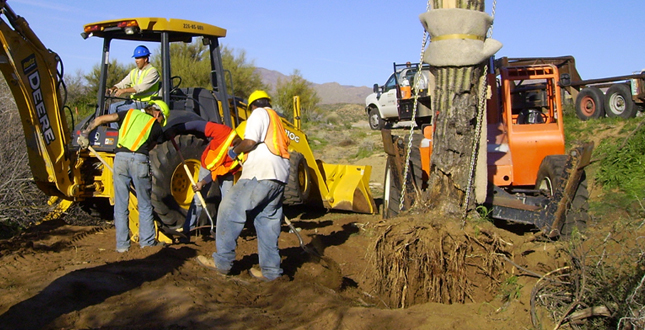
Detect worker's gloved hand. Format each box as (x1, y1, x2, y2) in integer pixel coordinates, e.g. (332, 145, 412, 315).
(77, 135, 89, 149)
(77, 131, 90, 149)
(227, 147, 238, 160)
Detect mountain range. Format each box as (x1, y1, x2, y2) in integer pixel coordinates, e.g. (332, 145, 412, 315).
(255, 67, 372, 105)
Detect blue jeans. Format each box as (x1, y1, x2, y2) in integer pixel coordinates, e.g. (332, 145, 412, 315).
(212, 178, 285, 280)
(183, 167, 234, 237)
(113, 152, 156, 249)
(108, 100, 147, 129)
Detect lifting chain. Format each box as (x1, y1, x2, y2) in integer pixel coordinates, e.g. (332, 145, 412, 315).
(463, 0, 497, 220)
(399, 1, 432, 212)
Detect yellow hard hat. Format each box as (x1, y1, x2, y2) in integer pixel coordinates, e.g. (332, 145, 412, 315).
(247, 90, 271, 109)
(234, 121, 247, 138)
(149, 100, 170, 127)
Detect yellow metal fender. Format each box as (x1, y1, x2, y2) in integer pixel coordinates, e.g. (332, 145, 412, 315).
(320, 163, 376, 214)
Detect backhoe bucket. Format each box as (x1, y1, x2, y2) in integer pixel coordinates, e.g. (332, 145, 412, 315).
(320, 163, 376, 214)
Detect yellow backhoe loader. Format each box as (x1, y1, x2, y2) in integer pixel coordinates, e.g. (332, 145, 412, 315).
(0, 2, 375, 244)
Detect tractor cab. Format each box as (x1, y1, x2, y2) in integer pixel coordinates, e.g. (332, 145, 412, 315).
(77, 17, 234, 147)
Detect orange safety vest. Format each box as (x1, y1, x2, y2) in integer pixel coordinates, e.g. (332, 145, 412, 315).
(264, 108, 290, 159)
(202, 130, 241, 180)
(117, 109, 156, 151)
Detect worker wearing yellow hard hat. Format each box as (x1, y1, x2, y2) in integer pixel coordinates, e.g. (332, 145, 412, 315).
(77, 100, 170, 252)
(196, 90, 291, 281)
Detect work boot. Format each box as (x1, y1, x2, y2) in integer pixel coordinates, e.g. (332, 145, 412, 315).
(196, 255, 229, 276)
(141, 241, 167, 249)
(248, 267, 271, 282)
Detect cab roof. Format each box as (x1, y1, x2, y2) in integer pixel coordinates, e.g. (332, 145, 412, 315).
(82, 17, 226, 42)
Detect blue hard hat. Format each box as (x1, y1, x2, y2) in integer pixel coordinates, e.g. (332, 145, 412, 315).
(132, 45, 151, 58)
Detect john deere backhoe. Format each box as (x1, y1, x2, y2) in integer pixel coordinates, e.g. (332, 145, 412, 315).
(0, 1, 375, 243)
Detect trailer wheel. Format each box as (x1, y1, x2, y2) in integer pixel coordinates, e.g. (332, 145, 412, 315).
(535, 155, 589, 237)
(382, 133, 424, 219)
(575, 87, 605, 120)
(149, 135, 219, 228)
(283, 151, 311, 205)
(604, 84, 637, 119)
(368, 106, 385, 130)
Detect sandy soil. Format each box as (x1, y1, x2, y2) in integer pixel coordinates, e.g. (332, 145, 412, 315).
(0, 114, 621, 330)
(0, 208, 568, 330)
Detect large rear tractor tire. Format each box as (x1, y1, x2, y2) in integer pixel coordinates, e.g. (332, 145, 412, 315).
(604, 83, 637, 119)
(575, 87, 605, 120)
(382, 133, 424, 219)
(149, 135, 219, 228)
(535, 155, 589, 237)
(283, 151, 312, 205)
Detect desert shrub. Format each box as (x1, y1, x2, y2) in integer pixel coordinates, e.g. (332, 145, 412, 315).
(0, 78, 52, 233)
(595, 118, 645, 202)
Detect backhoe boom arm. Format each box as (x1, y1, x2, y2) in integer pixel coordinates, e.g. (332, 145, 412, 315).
(0, 2, 79, 198)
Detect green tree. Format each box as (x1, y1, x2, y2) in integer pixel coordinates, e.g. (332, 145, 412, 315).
(151, 40, 265, 99)
(152, 41, 210, 89)
(221, 46, 265, 100)
(84, 59, 132, 99)
(63, 69, 95, 126)
(274, 69, 320, 121)
(84, 40, 265, 110)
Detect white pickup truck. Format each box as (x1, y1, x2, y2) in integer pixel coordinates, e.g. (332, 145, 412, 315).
(365, 62, 434, 130)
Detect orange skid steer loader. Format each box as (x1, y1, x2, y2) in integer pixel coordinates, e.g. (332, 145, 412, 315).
(382, 58, 592, 238)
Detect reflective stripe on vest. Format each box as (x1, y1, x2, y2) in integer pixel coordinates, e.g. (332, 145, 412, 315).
(118, 109, 156, 151)
(203, 130, 241, 178)
(129, 66, 160, 101)
(264, 108, 290, 159)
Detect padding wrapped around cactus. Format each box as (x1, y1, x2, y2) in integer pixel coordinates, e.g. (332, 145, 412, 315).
(419, 8, 502, 67)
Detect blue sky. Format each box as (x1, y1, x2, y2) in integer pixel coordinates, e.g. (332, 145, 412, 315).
(6, 0, 645, 88)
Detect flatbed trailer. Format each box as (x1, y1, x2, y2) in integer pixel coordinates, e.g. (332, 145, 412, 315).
(498, 56, 645, 120)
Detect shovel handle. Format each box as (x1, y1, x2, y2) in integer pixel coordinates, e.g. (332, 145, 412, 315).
(170, 137, 215, 228)
(87, 146, 113, 172)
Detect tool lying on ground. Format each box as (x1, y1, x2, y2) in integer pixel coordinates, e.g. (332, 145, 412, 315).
(284, 215, 322, 258)
(283, 215, 344, 290)
(170, 138, 215, 236)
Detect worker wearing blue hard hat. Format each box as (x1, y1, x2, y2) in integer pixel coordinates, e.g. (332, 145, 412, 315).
(106, 45, 161, 127)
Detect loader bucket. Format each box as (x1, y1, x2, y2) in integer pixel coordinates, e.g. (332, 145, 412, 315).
(320, 163, 377, 214)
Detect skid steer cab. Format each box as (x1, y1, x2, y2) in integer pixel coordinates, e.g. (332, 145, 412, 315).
(382, 58, 593, 238)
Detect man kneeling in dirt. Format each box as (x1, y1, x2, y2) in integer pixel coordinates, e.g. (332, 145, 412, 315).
(196, 90, 290, 281)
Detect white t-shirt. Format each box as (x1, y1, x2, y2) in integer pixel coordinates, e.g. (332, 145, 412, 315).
(240, 107, 290, 183)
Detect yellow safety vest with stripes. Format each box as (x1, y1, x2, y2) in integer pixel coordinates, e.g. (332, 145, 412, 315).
(117, 109, 156, 151)
(129, 66, 160, 101)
